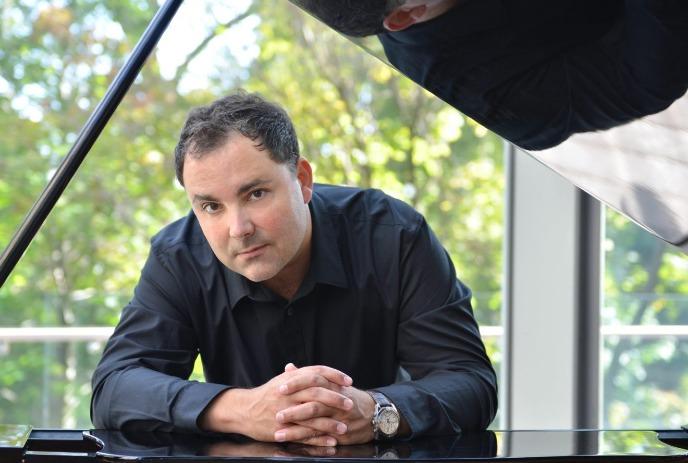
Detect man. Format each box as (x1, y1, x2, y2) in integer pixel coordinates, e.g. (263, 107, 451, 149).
(295, 0, 688, 150)
(91, 92, 497, 446)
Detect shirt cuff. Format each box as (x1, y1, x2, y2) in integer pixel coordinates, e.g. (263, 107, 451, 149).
(171, 381, 231, 432)
(373, 383, 422, 439)
(373, 382, 462, 439)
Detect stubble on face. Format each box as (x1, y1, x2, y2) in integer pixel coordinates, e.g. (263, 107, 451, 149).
(182, 135, 313, 298)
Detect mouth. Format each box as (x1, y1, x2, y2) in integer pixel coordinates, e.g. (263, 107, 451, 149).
(237, 244, 268, 258)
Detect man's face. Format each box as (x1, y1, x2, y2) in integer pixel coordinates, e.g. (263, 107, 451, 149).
(183, 135, 313, 288)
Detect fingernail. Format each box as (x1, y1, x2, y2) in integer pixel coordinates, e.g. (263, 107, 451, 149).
(275, 431, 286, 442)
(336, 423, 347, 434)
(345, 398, 353, 409)
(344, 375, 352, 385)
(279, 384, 288, 393)
(276, 412, 284, 423)
(326, 437, 337, 446)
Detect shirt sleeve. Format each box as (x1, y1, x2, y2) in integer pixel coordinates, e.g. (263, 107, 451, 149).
(373, 218, 498, 437)
(495, 0, 688, 150)
(90, 246, 229, 432)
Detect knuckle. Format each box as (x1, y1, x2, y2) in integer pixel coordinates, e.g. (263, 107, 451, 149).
(313, 387, 326, 401)
(309, 402, 321, 415)
(329, 421, 340, 433)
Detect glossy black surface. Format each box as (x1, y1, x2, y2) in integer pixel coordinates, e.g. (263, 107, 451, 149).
(295, 1, 688, 249)
(0, 424, 32, 462)
(4, 429, 687, 462)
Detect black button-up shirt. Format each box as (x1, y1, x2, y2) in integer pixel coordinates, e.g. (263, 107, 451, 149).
(91, 184, 497, 437)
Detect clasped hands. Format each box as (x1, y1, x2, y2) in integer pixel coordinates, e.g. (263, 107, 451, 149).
(200, 363, 375, 447)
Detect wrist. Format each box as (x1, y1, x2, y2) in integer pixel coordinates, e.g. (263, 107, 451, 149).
(368, 391, 401, 440)
(199, 388, 251, 434)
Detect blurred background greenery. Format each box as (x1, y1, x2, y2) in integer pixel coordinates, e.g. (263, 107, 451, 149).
(0, 0, 687, 431)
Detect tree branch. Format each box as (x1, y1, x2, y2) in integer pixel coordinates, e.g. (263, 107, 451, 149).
(172, 5, 258, 83)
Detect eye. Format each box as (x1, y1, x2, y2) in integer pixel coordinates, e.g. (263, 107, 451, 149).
(249, 189, 267, 201)
(201, 202, 221, 214)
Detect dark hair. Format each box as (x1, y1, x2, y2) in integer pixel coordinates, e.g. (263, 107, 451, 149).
(291, 0, 389, 37)
(174, 91, 300, 185)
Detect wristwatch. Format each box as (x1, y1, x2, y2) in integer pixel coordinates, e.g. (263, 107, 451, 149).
(368, 391, 400, 440)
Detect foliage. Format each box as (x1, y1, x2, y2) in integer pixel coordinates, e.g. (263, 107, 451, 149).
(602, 210, 688, 428)
(0, 0, 504, 427)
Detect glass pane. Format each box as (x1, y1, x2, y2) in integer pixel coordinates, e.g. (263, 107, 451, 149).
(602, 337, 688, 428)
(0, 1, 154, 252)
(602, 207, 688, 428)
(0, 340, 103, 428)
(1, 0, 504, 428)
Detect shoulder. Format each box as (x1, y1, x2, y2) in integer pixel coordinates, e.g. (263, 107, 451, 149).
(151, 210, 205, 248)
(148, 211, 215, 268)
(313, 184, 424, 231)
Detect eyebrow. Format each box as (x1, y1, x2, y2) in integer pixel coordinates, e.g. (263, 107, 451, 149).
(191, 179, 272, 204)
(191, 193, 218, 205)
(237, 178, 271, 196)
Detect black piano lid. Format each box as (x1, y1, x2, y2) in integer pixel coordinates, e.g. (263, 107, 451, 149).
(296, 0, 688, 251)
(0, 424, 32, 462)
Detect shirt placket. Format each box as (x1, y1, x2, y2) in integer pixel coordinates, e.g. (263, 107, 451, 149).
(279, 302, 308, 367)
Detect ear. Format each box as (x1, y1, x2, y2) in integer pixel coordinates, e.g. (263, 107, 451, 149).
(383, 5, 427, 32)
(295, 158, 314, 203)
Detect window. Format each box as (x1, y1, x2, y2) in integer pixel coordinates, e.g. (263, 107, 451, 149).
(601, 208, 688, 428)
(0, 0, 506, 428)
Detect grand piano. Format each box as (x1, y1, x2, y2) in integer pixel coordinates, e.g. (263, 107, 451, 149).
(2, 0, 688, 461)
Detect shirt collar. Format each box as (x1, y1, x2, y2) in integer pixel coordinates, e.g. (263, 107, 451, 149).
(224, 187, 348, 310)
(306, 188, 349, 290)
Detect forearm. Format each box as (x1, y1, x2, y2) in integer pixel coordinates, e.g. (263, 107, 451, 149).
(375, 368, 497, 437)
(91, 367, 229, 432)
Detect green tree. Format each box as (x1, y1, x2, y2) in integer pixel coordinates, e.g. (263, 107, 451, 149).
(603, 208, 688, 428)
(1, 0, 504, 427)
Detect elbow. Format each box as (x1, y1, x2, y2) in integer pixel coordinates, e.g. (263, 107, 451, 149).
(90, 383, 112, 429)
(480, 368, 499, 430)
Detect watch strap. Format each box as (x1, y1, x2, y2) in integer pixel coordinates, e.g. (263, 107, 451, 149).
(369, 391, 393, 408)
(369, 391, 399, 439)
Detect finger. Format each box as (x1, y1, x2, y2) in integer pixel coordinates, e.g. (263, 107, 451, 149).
(274, 425, 329, 444)
(284, 362, 298, 372)
(283, 365, 352, 390)
(276, 407, 348, 434)
(295, 417, 347, 436)
(279, 373, 353, 397)
(293, 387, 354, 411)
(279, 373, 337, 395)
(275, 394, 353, 423)
(304, 365, 352, 387)
(277, 401, 333, 423)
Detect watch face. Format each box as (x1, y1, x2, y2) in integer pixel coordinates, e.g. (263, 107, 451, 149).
(378, 408, 399, 435)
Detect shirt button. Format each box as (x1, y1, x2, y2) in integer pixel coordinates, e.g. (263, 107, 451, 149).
(286, 307, 294, 316)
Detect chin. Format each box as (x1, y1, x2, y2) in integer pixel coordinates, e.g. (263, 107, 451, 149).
(240, 266, 279, 283)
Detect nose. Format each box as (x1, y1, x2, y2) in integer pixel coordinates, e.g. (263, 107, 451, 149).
(228, 208, 255, 239)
